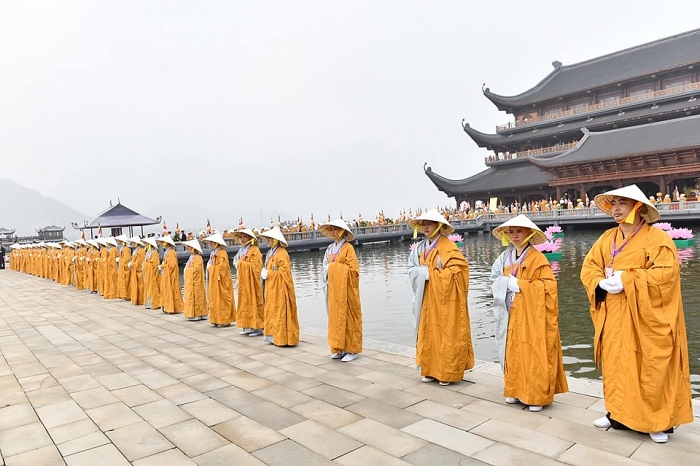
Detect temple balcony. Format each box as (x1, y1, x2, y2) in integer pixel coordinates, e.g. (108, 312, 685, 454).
(495, 81, 700, 132)
(485, 141, 579, 165)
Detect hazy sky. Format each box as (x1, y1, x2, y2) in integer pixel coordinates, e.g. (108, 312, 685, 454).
(2, 1, 698, 232)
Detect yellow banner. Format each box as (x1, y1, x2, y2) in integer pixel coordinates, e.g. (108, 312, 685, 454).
(489, 197, 498, 212)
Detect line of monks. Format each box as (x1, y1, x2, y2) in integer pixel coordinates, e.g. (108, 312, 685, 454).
(7, 227, 301, 347)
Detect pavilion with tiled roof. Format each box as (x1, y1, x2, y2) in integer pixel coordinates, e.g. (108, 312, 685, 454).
(427, 28, 700, 205)
(72, 201, 161, 238)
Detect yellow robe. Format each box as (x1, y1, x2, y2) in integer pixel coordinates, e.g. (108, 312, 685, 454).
(86, 247, 97, 291)
(75, 247, 86, 290)
(494, 247, 568, 405)
(117, 246, 132, 299)
(414, 236, 473, 382)
(160, 247, 184, 314)
(234, 245, 264, 329)
(144, 247, 161, 309)
(263, 247, 299, 346)
(104, 246, 118, 299)
(323, 241, 362, 354)
(98, 247, 108, 295)
(130, 247, 145, 305)
(207, 247, 235, 326)
(580, 223, 693, 433)
(62, 249, 74, 286)
(184, 253, 207, 318)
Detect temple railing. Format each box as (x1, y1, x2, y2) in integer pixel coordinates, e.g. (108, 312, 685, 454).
(495, 81, 700, 132)
(485, 141, 579, 163)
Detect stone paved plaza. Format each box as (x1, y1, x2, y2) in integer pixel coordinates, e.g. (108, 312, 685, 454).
(0, 271, 698, 465)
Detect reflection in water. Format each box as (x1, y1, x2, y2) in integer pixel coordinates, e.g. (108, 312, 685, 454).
(181, 229, 700, 396)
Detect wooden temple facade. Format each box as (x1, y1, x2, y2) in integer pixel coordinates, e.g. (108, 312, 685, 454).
(426, 28, 700, 206)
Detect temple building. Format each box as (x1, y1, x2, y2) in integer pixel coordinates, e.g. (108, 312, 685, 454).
(72, 201, 161, 238)
(426, 28, 700, 206)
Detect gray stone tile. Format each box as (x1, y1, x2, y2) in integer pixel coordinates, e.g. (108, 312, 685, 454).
(86, 401, 142, 431)
(132, 448, 197, 466)
(57, 431, 111, 456)
(55, 374, 101, 394)
(236, 360, 285, 378)
(301, 384, 366, 408)
(473, 443, 567, 466)
(64, 443, 130, 466)
(356, 370, 421, 391)
(133, 399, 192, 429)
(180, 373, 229, 392)
(95, 371, 140, 390)
(316, 371, 373, 393)
(46, 418, 100, 445)
(212, 416, 286, 452)
(339, 418, 427, 457)
(536, 416, 643, 457)
(280, 419, 363, 460)
(346, 399, 424, 429)
(355, 383, 425, 409)
(235, 401, 306, 431)
(206, 386, 265, 411)
(106, 421, 174, 461)
(112, 384, 164, 407)
(0, 422, 54, 458)
(277, 361, 329, 378)
(220, 372, 274, 391)
(266, 371, 322, 391)
(404, 383, 476, 408)
(401, 419, 494, 456)
(461, 399, 551, 430)
(180, 398, 240, 426)
(35, 400, 89, 429)
(290, 399, 364, 429)
(470, 418, 573, 458)
(191, 444, 265, 466)
(558, 443, 651, 466)
(252, 384, 314, 409)
(2, 444, 65, 466)
(133, 370, 179, 389)
(0, 403, 39, 430)
(70, 386, 120, 409)
(25, 386, 71, 408)
(155, 383, 208, 405)
(402, 443, 490, 466)
(334, 445, 412, 466)
(405, 399, 489, 431)
(158, 419, 229, 457)
(252, 439, 335, 466)
(17, 373, 59, 392)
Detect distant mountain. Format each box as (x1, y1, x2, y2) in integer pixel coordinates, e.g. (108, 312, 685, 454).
(0, 179, 89, 238)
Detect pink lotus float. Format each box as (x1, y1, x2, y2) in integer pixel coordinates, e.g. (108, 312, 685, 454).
(653, 223, 696, 249)
(545, 225, 565, 238)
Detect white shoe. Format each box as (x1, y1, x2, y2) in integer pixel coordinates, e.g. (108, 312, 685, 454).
(505, 397, 519, 404)
(528, 405, 543, 412)
(438, 381, 451, 386)
(341, 353, 359, 362)
(248, 330, 263, 337)
(594, 416, 612, 428)
(240, 328, 253, 335)
(649, 432, 668, 443)
(421, 376, 435, 383)
(331, 352, 345, 359)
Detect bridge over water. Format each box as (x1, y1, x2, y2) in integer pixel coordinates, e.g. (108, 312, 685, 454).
(175, 202, 700, 262)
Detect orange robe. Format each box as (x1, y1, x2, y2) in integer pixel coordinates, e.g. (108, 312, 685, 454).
(104, 246, 118, 299)
(263, 247, 299, 346)
(144, 247, 161, 309)
(85, 247, 97, 291)
(410, 236, 473, 382)
(184, 253, 207, 318)
(75, 247, 86, 290)
(207, 247, 235, 326)
(491, 246, 568, 405)
(160, 247, 184, 314)
(234, 245, 264, 329)
(130, 246, 145, 305)
(98, 247, 108, 296)
(580, 224, 693, 433)
(322, 241, 362, 355)
(117, 246, 132, 299)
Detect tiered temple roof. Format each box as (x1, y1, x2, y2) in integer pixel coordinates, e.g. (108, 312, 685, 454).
(82, 202, 160, 229)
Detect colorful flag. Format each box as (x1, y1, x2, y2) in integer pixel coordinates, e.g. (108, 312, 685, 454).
(206, 219, 212, 234)
(81, 230, 86, 240)
(97, 224, 103, 238)
(162, 221, 168, 236)
(238, 217, 244, 229)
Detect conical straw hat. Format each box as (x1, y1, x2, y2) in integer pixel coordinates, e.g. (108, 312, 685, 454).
(203, 233, 227, 247)
(319, 219, 355, 241)
(156, 235, 176, 248)
(407, 209, 455, 235)
(594, 184, 660, 223)
(491, 214, 547, 245)
(259, 227, 288, 247)
(182, 239, 202, 254)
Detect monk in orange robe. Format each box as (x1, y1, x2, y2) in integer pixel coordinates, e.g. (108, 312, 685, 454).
(85, 240, 98, 293)
(260, 227, 299, 347)
(157, 236, 183, 314)
(116, 235, 132, 300)
(232, 228, 264, 335)
(74, 240, 87, 290)
(129, 236, 145, 305)
(142, 237, 161, 310)
(203, 234, 235, 327)
(103, 238, 119, 299)
(320, 219, 362, 362)
(581, 184, 693, 443)
(98, 239, 109, 296)
(490, 214, 567, 410)
(408, 210, 473, 385)
(182, 239, 207, 320)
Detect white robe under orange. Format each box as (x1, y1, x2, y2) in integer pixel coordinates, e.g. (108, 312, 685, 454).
(580, 223, 693, 433)
(322, 240, 362, 355)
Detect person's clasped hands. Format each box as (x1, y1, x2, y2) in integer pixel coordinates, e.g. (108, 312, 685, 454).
(507, 275, 520, 293)
(599, 270, 624, 294)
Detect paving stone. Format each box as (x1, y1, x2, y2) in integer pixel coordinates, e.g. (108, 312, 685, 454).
(25, 386, 72, 408)
(106, 421, 174, 461)
(46, 418, 100, 445)
(401, 418, 494, 456)
(290, 399, 364, 429)
(70, 386, 120, 409)
(557, 443, 651, 466)
(95, 371, 140, 390)
(154, 383, 208, 405)
(57, 431, 111, 456)
(339, 418, 427, 457)
(235, 400, 306, 431)
(180, 373, 229, 392)
(0, 403, 39, 430)
(206, 386, 265, 411)
(334, 445, 412, 466)
(220, 372, 274, 391)
(280, 419, 363, 460)
(158, 419, 229, 457)
(191, 443, 265, 466)
(473, 442, 567, 466)
(112, 384, 164, 407)
(404, 382, 476, 408)
(0, 422, 54, 458)
(180, 398, 240, 426)
(277, 361, 329, 378)
(536, 416, 643, 457)
(402, 443, 490, 466)
(64, 443, 130, 466)
(266, 371, 322, 391)
(2, 444, 65, 466)
(346, 399, 424, 429)
(461, 399, 551, 430)
(355, 383, 425, 409)
(252, 439, 335, 466)
(356, 370, 421, 391)
(470, 418, 573, 458)
(405, 399, 489, 431)
(17, 373, 59, 392)
(85, 401, 142, 431)
(55, 374, 101, 394)
(35, 400, 89, 429)
(212, 416, 286, 452)
(132, 448, 197, 466)
(133, 399, 192, 429)
(252, 384, 314, 409)
(236, 360, 286, 378)
(133, 370, 179, 389)
(301, 384, 366, 408)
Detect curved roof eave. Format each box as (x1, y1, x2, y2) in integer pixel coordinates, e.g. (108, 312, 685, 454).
(483, 68, 561, 111)
(462, 121, 510, 148)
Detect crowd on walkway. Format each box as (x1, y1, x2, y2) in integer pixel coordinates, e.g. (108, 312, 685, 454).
(5, 184, 694, 444)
